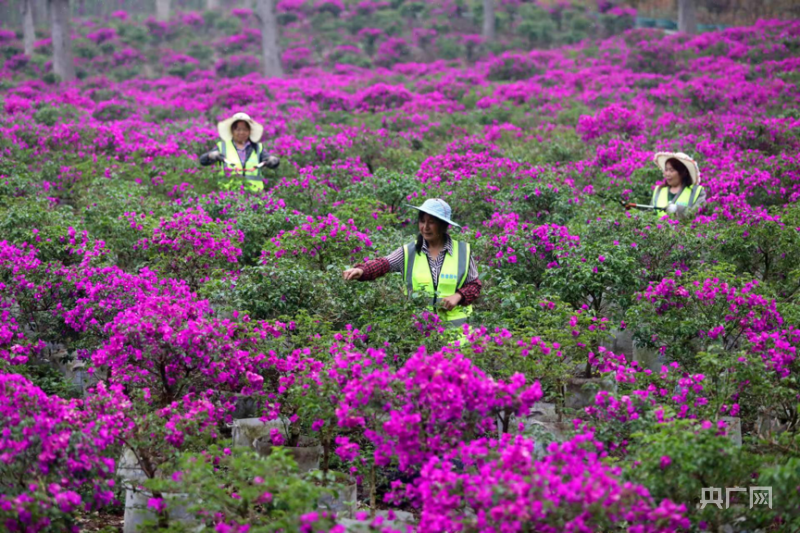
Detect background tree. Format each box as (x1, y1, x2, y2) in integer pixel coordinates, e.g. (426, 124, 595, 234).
(257, 0, 284, 78)
(156, 0, 170, 21)
(483, 0, 496, 43)
(49, 0, 75, 82)
(21, 0, 35, 56)
(678, 0, 697, 34)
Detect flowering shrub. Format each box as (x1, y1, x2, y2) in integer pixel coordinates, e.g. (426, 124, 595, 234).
(0, 375, 125, 532)
(2, 7, 800, 532)
(337, 346, 543, 473)
(374, 37, 412, 67)
(576, 104, 645, 141)
(283, 47, 314, 71)
(355, 83, 413, 112)
(215, 54, 259, 77)
(129, 207, 243, 287)
(411, 432, 690, 532)
(140, 445, 339, 532)
(89, 294, 249, 407)
(630, 267, 783, 367)
(481, 213, 580, 288)
(264, 214, 373, 271)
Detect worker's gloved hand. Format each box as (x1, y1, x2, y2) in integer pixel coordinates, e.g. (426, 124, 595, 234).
(666, 204, 678, 214)
(264, 155, 280, 169)
(208, 150, 224, 162)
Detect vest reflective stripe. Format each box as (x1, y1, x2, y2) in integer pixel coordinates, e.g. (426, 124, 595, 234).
(651, 185, 704, 209)
(217, 140, 262, 179)
(404, 243, 416, 297)
(403, 240, 473, 325)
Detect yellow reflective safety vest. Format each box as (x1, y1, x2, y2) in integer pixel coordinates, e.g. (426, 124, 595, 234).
(217, 140, 264, 192)
(651, 184, 704, 210)
(403, 239, 473, 327)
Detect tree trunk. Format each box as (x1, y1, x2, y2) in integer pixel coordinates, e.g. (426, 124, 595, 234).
(257, 0, 283, 78)
(156, 0, 171, 21)
(482, 0, 495, 43)
(49, 0, 75, 82)
(678, 0, 697, 34)
(207, 0, 220, 10)
(22, 0, 36, 56)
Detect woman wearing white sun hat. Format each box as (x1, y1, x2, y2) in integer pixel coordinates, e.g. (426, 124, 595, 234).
(199, 112, 280, 192)
(343, 198, 481, 330)
(650, 151, 706, 217)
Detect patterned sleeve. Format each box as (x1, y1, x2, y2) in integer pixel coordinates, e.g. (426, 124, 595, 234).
(464, 252, 479, 284)
(353, 258, 390, 281)
(385, 246, 405, 273)
(456, 279, 482, 306)
(353, 246, 406, 282)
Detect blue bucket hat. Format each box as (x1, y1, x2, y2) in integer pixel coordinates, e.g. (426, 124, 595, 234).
(407, 198, 461, 229)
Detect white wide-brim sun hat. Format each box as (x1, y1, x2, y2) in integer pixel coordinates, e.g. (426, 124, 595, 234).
(407, 198, 461, 228)
(217, 112, 264, 143)
(652, 151, 701, 186)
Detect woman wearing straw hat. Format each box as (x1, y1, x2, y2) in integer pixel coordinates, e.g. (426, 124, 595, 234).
(199, 112, 280, 192)
(343, 198, 481, 329)
(650, 151, 706, 217)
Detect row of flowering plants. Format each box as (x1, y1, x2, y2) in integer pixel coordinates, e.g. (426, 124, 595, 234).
(1, 9, 800, 533)
(1, 1, 637, 80)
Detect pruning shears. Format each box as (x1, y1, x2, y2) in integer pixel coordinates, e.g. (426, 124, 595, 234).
(222, 157, 279, 170)
(614, 198, 666, 212)
(624, 202, 665, 211)
(221, 158, 269, 170)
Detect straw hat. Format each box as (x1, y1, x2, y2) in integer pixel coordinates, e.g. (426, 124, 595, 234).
(217, 112, 264, 143)
(407, 198, 461, 228)
(652, 151, 701, 185)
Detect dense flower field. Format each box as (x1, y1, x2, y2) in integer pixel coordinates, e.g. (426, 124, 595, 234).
(1, 2, 800, 532)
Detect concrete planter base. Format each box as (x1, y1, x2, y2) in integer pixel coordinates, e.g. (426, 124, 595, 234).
(231, 417, 287, 448)
(252, 436, 323, 473)
(564, 377, 617, 410)
(123, 489, 195, 533)
(317, 472, 358, 519)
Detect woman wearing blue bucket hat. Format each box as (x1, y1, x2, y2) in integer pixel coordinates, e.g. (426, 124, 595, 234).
(343, 198, 481, 329)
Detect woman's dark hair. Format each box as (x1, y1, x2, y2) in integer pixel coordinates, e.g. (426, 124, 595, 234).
(231, 120, 250, 133)
(666, 157, 692, 187)
(415, 211, 449, 254)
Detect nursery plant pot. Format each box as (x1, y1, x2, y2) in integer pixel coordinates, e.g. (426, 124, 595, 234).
(317, 471, 358, 519)
(498, 403, 570, 459)
(564, 377, 617, 410)
(755, 413, 788, 438)
(231, 417, 288, 448)
(529, 401, 557, 422)
(231, 394, 263, 419)
(636, 17, 657, 28)
(124, 488, 195, 533)
(252, 436, 323, 473)
(720, 416, 742, 447)
(117, 448, 194, 532)
(632, 343, 663, 371)
(117, 447, 148, 484)
(338, 509, 415, 531)
(497, 402, 557, 436)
